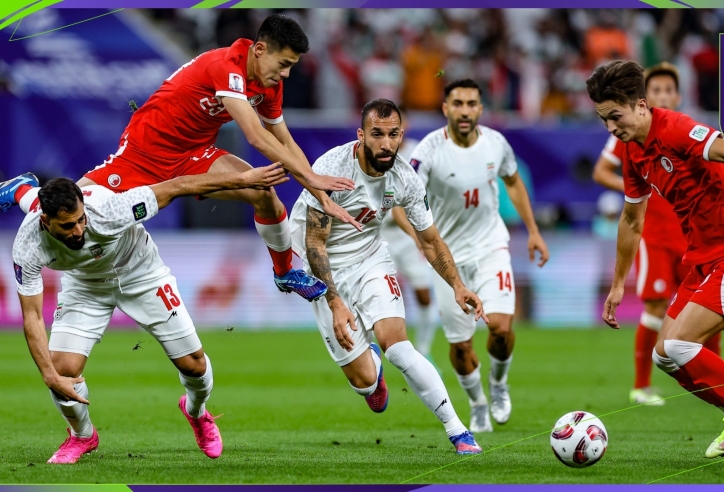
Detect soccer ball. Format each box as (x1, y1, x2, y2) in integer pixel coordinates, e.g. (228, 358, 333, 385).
(550, 411, 608, 468)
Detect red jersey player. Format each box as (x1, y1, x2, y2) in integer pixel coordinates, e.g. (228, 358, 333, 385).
(5, 14, 358, 302)
(592, 62, 720, 406)
(587, 60, 724, 458)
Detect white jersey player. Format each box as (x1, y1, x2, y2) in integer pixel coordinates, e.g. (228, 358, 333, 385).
(408, 79, 549, 434)
(11, 165, 287, 464)
(380, 128, 438, 368)
(289, 99, 486, 454)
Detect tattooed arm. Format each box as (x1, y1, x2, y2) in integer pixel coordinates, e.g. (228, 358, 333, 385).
(415, 225, 487, 322)
(305, 206, 358, 351)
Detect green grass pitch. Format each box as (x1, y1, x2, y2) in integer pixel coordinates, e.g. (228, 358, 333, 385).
(1, 325, 723, 484)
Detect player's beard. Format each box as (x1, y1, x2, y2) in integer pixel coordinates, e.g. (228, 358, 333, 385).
(64, 235, 85, 250)
(363, 142, 397, 174)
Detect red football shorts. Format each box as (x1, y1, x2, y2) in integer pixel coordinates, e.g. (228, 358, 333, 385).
(84, 135, 229, 192)
(635, 237, 689, 302)
(667, 259, 724, 319)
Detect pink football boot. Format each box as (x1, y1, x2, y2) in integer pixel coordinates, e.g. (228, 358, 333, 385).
(47, 427, 99, 464)
(179, 395, 223, 458)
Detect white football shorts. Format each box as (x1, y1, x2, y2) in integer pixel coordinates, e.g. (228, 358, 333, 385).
(310, 246, 406, 366)
(48, 265, 201, 359)
(433, 247, 515, 344)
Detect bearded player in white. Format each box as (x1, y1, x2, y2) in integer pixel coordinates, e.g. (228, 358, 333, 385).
(12, 165, 288, 464)
(379, 108, 438, 371)
(290, 99, 486, 454)
(406, 79, 549, 433)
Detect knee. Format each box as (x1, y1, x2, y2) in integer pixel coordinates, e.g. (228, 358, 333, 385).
(51, 353, 83, 378)
(450, 340, 474, 362)
(250, 188, 278, 209)
(488, 322, 512, 339)
(348, 370, 377, 389)
(177, 351, 207, 378)
(415, 289, 431, 306)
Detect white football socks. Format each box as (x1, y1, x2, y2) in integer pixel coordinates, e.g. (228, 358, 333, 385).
(385, 340, 466, 437)
(489, 353, 512, 384)
(254, 212, 292, 253)
(50, 380, 93, 438)
(456, 365, 487, 405)
(178, 354, 214, 418)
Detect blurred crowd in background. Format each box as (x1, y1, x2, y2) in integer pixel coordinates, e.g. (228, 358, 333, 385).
(144, 8, 722, 123)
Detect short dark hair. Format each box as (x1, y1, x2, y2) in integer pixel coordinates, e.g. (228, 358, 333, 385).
(586, 60, 646, 108)
(256, 14, 309, 54)
(444, 78, 482, 98)
(644, 61, 679, 92)
(38, 178, 83, 218)
(360, 99, 402, 129)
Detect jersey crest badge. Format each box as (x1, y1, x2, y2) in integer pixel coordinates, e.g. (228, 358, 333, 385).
(229, 73, 244, 93)
(108, 174, 122, 188)
(382, 191, 395, 211)
(54, 303, 63, 321)
(248, 94, 264, 107)
(660, 156, 674, 173)
(90, 244, 104, 259)
(689, 125, 710, 142)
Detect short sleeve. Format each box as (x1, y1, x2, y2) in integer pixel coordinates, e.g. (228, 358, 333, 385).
(299, 146, 349, 213)
(664, 113, 721, 162)
(601, 135, 624, 167)
(495, 132, 518, 178)
(622, 152, 651, 204)
(400, 170, 434, 231)
(208, 59, 249, 102)
(409, 140, 432, 188)
(256, 84, 284, 124)
(88, 186, 159, 236)
(12, 231, 43, 296)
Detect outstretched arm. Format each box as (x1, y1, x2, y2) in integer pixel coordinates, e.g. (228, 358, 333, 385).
(305, 207, 358, 351)
(602, 199, 647, 329)
(414, 224, 487, 322)
(501, 171, 549, 267)
(18, 293, 89, 404)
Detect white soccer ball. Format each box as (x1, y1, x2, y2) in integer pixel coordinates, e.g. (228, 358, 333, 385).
(550, 411, 608, 468)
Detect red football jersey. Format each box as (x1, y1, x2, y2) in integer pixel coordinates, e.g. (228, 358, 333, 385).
(122, 38, 283, 160)
(622, 108, 724, 266)
(601, 134, 687, 249)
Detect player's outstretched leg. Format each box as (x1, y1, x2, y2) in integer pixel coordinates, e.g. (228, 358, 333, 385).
(385, 340, 482, 454)
(0, 173, 38, 212)
(706, 418, 724, 458)
(48, 381, 99, 464)
(177, 354, 222, 459)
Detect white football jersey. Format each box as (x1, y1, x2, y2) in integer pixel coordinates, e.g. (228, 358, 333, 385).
(290, 140, 433, 269)
(12, 185, 162, 296)
(411, 125, 517, 265)
(381, 137, 419, 231)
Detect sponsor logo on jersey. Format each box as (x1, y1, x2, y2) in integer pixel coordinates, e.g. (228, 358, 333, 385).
(382, 191, 395, 211)
(325, 336, 336, 353)
(132, 202, 147, 221)
(660, 156, 674, 173)
(248, 94, 264, 107)
(82, 190, 93, 197)
(90, 244, 104, 260)
(54, 302, 63, 321)
(689, 125, 710, 142)
(229, 73, 244, 93)
(108, 174, 122, 188)
(13, 263, 22, 284)
(409, 159, 421, 171)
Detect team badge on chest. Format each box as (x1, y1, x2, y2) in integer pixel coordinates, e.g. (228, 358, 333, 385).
(382, 190, 395, 211)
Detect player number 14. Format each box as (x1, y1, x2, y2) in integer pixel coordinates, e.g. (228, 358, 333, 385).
(496, 271, 512, 291)
(463, 189, 479, 208)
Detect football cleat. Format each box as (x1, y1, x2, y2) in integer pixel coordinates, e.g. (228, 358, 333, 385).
(47, 427, 99, 464)
(450, 430, 482, 454)
(179, 395, 223, 459)
(705, 418, 724, 458)
(489, 376, 512, 424)
(0, 172, 38, 212)
(365, 343, 389, 413)
(274, 268, 328, 302)
(629, 387, 664, 406)
(469, 401, 493, 433)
